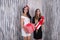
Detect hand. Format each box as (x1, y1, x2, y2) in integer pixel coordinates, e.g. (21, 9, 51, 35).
(42, 25, 44, 31)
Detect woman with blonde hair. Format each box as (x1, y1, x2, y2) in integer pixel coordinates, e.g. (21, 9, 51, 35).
(32, 9, 44, 40)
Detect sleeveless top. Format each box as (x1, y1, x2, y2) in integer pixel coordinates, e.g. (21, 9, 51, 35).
(21, 16, 30, 25)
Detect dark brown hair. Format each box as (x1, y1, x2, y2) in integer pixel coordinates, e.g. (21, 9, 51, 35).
(22, 5, 31, 20)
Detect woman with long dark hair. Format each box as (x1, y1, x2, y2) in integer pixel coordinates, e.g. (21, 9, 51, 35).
(32, 9, 44, 40)
(20, 5, 31, 40)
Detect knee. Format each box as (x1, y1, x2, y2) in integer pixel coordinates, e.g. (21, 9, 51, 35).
(28, 36, 31, 40)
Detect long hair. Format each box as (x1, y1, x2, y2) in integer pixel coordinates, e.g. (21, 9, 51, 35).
(34, 9, 41, 19)
(22, 5, 31, 20)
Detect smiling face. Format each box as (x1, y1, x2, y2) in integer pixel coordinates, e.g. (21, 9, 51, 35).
(35, 9, 41, 18)
(24, 7, 28, 14)
(36, 9, 41, 17)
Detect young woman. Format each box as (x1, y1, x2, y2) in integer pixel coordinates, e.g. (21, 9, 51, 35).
(20, 5, 31, 40)
(32, 9, 44, 40)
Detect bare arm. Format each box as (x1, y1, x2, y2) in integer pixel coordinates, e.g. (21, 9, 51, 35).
(20, 18, 24, 28)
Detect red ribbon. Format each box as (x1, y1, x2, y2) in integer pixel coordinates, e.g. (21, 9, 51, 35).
(35, 16, 44, 30)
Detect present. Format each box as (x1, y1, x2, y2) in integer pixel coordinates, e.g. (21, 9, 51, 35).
(35, 16, 44, 30)
(24, 23, 35, 33)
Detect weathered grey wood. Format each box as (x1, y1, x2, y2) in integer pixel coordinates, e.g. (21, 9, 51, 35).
(0, 0, 60, 40)
(0, 0, 27, 40)
(42, 0, 60, 40)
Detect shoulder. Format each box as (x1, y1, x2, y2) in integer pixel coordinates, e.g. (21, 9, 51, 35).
(21, 15, 25, 19)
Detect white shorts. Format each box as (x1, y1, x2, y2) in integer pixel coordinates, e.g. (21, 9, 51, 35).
(21, 28, 31, 37)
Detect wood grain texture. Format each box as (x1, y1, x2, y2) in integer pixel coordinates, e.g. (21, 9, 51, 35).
(0, 0, 60, 40)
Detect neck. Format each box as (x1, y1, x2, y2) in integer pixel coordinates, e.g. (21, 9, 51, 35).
(23, 13, 27, 17)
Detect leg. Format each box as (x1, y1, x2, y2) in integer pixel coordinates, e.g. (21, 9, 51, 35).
(35, 39, 42, 40)
(23, 37, 28, 40)
(35, 39, 39, 40)
(34, 39, 38, 40)
(27, 36, 31, 40)
(38, 39, 42, 40)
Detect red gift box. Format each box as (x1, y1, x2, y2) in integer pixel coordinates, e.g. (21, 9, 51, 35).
(24, 23, 35, 33)
(35, 16, 44, 30)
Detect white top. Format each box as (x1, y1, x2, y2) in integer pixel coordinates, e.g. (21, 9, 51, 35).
(21, 15, 31, 37)
(21, 15, 30, 25)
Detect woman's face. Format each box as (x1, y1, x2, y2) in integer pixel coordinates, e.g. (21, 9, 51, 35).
(24, 7, 28, 14)
(36, 10, 40, 16)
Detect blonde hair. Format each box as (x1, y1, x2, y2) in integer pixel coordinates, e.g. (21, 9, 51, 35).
(35, 9, 41, 19)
